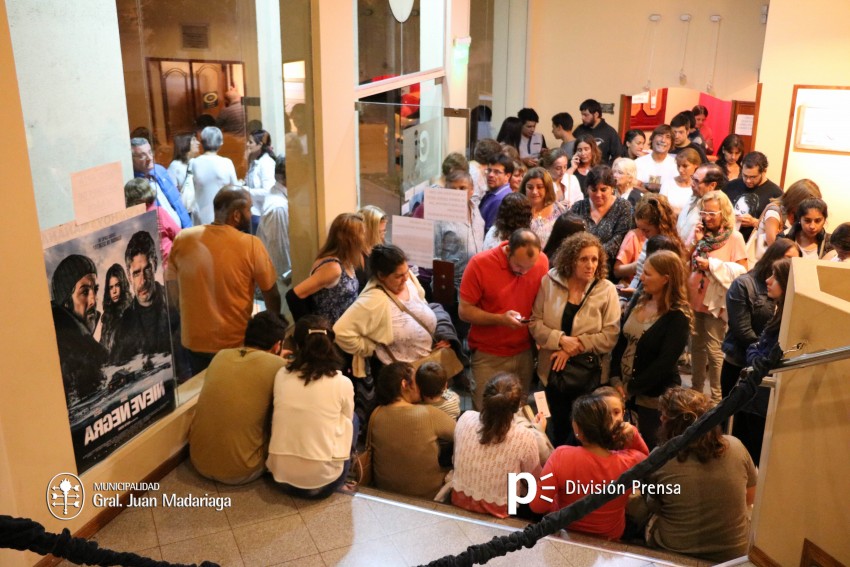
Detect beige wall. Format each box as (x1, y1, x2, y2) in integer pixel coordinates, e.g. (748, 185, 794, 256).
(756, 0, 850, 229)
(525, 0, 764, 139)
(751, 259, 850, 565)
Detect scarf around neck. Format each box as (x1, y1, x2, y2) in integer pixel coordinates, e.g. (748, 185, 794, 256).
(692, 227, 732, 287)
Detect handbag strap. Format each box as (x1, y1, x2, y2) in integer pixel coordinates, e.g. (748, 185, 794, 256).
(561, 278, 600, 336)
(365, 406, 380, 451)
(377, 284, 436, 341)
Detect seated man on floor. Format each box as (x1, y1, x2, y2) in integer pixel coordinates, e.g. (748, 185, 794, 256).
(189, 310, 290, 485)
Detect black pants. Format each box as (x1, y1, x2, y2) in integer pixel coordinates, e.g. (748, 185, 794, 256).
(721, 360, 744, 398)
(634, 405, 661, 450)
(545, 382, 583, 447)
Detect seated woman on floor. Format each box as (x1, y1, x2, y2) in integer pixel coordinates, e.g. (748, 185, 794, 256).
(369, 362, 456, 499)
(530, 392, 649, 539)
(451, 373, 544, 518)
(267, 314, 357, 499)
(629, 387, 757, 563)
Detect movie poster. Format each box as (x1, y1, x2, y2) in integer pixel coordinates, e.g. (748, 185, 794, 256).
(44, 210, 176, 473)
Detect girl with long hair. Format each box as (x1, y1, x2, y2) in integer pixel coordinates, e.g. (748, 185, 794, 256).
(245, 129, 277, 233)
(99, 263, 133, 351)
(567, 134, 602, 194)
(778, 198, 833, 259)
(715, 134, 745, 180)
(292, 212, 367, 324)
(611, 250, 693, 448)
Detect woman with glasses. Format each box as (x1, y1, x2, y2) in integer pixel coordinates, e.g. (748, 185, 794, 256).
(686, 191, 747, 403)
(570, 165, 635, 276)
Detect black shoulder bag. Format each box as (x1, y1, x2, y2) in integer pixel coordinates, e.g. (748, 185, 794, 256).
(548, 279, 602, 394)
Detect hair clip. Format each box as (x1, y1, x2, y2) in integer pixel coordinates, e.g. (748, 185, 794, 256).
(308, 329, 328, 335)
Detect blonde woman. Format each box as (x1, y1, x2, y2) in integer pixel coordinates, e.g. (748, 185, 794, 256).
(359, 205, 387, 252)
(687, 191, 747, 403)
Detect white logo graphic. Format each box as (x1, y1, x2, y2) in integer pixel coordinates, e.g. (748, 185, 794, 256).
(507, 472, 556, 515)
(47, 473, 85, 520)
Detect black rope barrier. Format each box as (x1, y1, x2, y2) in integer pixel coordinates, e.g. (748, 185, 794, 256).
(421, 342, 785, 567)
(0, 515, 220, 567)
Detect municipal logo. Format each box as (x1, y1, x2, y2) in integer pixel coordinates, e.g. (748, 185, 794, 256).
(47, 473, 85, 520)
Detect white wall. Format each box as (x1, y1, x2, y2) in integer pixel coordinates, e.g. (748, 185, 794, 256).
(524, 0, 765, 140)
(756, 0, 850, 228)
(7, 0, 133, 230)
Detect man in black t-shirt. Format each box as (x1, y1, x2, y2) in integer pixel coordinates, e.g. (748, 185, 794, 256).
(722, 151, 783, 241)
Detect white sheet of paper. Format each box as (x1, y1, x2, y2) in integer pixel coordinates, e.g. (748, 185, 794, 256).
(71, 162, 126, 225)
(631, 91, 650, 104)
(423, 187, 468, 224)
(390, 215, 435, 268)
(534, 391, 551, 418)
(735, 114, 754, 136)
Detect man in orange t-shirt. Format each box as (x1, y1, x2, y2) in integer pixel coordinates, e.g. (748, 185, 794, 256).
(167, 186, 280, 375)
(459, 229, 549, 409)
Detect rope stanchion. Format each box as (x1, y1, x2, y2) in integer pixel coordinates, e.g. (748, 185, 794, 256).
(421, 342, 785, 567)
(0, 515, 220, 567)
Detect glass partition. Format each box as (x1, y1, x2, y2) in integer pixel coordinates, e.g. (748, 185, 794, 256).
(356, 80, 444, 217)
(357, 0, 445, 85)
(116, 0, 317, 403)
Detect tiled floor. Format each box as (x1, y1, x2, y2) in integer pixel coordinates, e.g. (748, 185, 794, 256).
(57, 460, 719, 567)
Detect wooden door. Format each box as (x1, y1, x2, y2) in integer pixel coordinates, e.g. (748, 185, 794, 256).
(730, 99, 757, 155)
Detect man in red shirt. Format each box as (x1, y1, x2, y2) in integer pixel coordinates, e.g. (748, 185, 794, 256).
(459, 229, 549, 409)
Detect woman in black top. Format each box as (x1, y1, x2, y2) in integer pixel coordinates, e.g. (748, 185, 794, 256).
(610, 250, 692, 448)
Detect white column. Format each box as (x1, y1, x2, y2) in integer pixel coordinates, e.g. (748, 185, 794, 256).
(491, 0, 528, 128)
(444, 0, 471, 155)
(255, 0, 285, 151)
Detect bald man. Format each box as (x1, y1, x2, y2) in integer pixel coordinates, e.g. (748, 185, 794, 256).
(167, 186, 280, 374)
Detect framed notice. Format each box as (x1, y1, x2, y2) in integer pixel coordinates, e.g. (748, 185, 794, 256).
(789, 86, 850, 154)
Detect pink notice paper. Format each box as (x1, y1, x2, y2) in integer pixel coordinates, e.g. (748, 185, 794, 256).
(71, 162, 126, 225)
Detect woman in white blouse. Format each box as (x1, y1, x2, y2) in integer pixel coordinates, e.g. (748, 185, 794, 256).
(245, 129, 277, 233)
(267, 314, 356, 499)
(189, 126, 239, 225)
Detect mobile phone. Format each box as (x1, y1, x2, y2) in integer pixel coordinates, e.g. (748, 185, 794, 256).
(533, 391, 551, 418)
(519, 318, 531, 324)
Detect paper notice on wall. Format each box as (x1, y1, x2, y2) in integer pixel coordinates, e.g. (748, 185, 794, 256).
(735, 114, 754, 136)
(71, 162, 126, 225)
(423, 188, 468, 224)
(631, 91, 650, 104)
(390, 215, 434, 269)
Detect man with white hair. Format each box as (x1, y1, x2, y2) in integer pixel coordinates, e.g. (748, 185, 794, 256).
(131, 137, 193, 229)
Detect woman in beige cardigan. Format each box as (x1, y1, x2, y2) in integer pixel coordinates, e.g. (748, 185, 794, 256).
(529, 232, 620, 446)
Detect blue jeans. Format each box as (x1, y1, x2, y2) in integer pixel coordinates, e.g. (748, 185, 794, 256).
(280, 413, 360, 499)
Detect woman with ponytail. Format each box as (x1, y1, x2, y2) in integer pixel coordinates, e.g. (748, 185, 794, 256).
(451, 373, 545, 518)
(267, 314, 357, 499)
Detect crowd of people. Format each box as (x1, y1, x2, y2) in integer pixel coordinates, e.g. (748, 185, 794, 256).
(126, 98, 850, 564)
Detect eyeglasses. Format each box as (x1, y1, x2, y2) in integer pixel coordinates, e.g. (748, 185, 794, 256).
(691, 176, 705, 184)
(485, 168, 505, 175)
(742, 173, 761, 181)
(699, 211, 721, 217)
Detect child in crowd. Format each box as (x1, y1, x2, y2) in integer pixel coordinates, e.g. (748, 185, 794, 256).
(416, 362, 461, 420)
(778, 198, 832, 259)
(595, 385, 626, 427)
